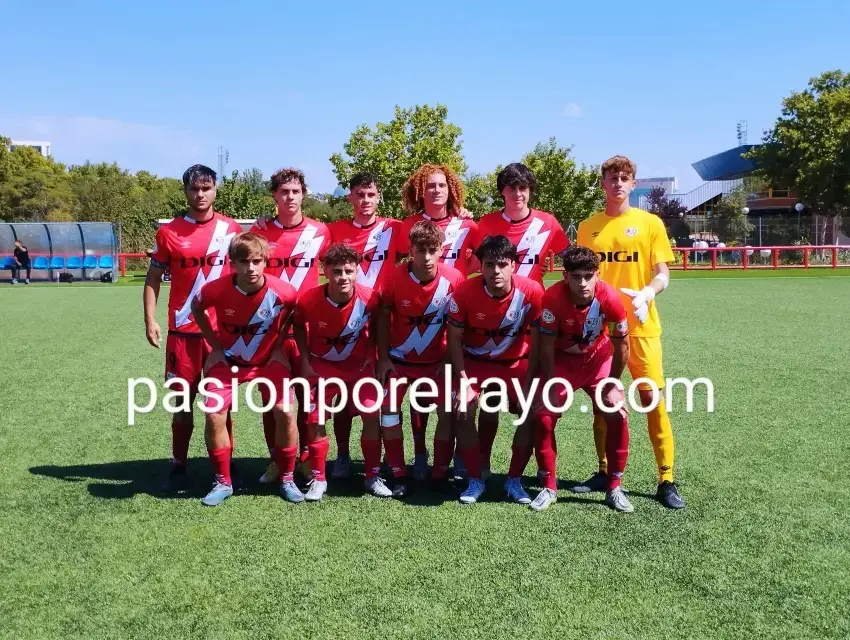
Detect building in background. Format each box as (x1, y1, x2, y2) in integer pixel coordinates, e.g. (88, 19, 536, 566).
(6, 140, 52, 157)
(630, 177, 678, 208)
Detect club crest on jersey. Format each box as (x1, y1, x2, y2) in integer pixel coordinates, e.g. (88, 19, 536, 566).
(506, 310, 518, 321)
(625, 227, 638, 237)
(542, 309, 555, 323)
(257, 308, 271, 320)
(348, 316, 363, 330)
(586, 316, 601, 329)
(616, 320, 629, 333)
(318, 321, 327, 329)
(449, 298, 459, 314)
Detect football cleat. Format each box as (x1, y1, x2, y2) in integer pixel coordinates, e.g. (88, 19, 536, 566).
(656, 481, 686, 509)
(365, 476, 393, 498)
(570, 471, 609, 494)
(459, 478, 486, 504)
(530, 488, 558, 512)
(391, 481, 409, 499)
(330, 454, 351, 479)
(413, 452, 429, 482)
(280, 480, 305, 503)
(162, 463, 188, 493)
(201, 476, 233, 507)
(259, 460, 279, 484)
(452, 455, 467, 481)
(305, 479, 328, 502)
(605, 487, 634, 513)
(504, 477, 532, 504)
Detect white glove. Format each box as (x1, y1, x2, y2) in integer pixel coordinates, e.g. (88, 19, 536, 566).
(620, 287, 655, 324)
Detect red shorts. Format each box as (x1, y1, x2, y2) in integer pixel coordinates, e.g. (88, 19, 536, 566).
(381, 361, 449, 414)
(306, 358, 381, 424)
(165, 332, 211, 392)
(458, 358, 529, 408)
(538, 348, 624, 417)
(202, 361, 293, 412)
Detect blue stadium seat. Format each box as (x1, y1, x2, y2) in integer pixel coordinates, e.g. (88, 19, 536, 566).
(32, 256, 49, 270)
(83, 255, 98, 270)
(50, 256, 65, 270)
(0, 256, 15, 270)
(66, 256, 83, 269)
(98, 255, 114, 269)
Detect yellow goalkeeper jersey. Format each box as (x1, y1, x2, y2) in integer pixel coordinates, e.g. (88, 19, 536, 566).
(577, 208, 674, 337)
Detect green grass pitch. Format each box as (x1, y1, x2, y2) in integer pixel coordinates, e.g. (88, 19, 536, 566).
(1, 275, 848, 639)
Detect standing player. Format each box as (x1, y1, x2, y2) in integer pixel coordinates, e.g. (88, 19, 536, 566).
(468, 163, 570, 478)
(293, 244, 384, 501)
(326, 173, 403, 479)
(529, 246, 633, 512)
(375, 220, 465, 493)
(446, 235, 544, 505)
(575, 155, 685, 509)
(143, 164, 243, 491)
(250, 168, 330, 484)
(191, 233, 299, 506)
(396, 164, 478, 477)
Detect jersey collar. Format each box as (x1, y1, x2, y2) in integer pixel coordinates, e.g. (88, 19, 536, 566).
(500, 209, 532, 224)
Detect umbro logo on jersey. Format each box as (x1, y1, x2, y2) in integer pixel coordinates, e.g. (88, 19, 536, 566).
(476, 312, 486, 320)
(566, 319, 575, 325)
(318, 321, 327, 328)
(180, 241, 192, 248)
(625, 227, 638, 237)
(402, 300, 412, 307)
(225, 308, 235, 316)
(592, 232, 600, 238)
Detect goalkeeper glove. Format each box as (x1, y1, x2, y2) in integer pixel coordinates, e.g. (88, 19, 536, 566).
(620, 286, 656, 324)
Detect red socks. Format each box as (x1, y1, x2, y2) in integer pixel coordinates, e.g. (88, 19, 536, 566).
(410, 410, 428, 456)
(274, 446, 298, 483)
(361, 435, 382, 479)
(171, 418, 193, 465)
(383, 437, 406, 478)
(478, 415, 499, 469)
(333, 410, 352, 457)
(308, 437, 329, 481)
(508, 443, 533, 479)
(534, 414, 558, 490)
(432, 439, 454, 480)
(208, 446, 233, 485)
(604, 411, 630, 490)
(458, 446, 482, 480)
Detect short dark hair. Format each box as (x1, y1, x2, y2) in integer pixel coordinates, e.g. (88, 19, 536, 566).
(182, 164, 217, 187)
(270, 168, 307, 194)
(475, 235, 518, 263)
(349, 172, 379, 191)
(496, 163, 536, 198)
(409, 220, 443, 251)
(561, 245, 600, 272)
(322, 243, 362, 267)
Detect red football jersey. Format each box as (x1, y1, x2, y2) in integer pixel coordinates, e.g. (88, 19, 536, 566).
(294, 283, 380, 372)
(193, 274, 297, 366)
(327, 218, 402, 290)
(249, 216, 330, 293)
(471, 209, 569, 284)
(538, 280, 628, 357)
(151, 212, 244, 333)
(447, 275, 544, 362)
(398, 213, 478, 276)
(381, 262, 466, 364)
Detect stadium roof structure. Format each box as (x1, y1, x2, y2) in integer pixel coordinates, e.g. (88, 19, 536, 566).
(691, 144, 759, 181)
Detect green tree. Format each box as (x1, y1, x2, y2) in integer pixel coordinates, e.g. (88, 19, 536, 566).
(519, 137, 604, 226)
(709, 186, 754, 244)
(0, 139, 74, 221)
(747, 69, 850, 242)
(214, 169, 274, 219)
(329, 104, 466, 218)
(462, 172, 498, 217)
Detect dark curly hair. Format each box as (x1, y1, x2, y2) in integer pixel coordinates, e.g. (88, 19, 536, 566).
(270, 168, 307, 193)
(561, 245, 600, 272)
(496, 163, 536, 199)
(475, 235, 518, 263)
(322, 243, 362, 267)
(402, 163, 465, 214)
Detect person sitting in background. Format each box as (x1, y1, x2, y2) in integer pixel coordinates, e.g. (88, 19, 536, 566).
(12, 240, 31, 284)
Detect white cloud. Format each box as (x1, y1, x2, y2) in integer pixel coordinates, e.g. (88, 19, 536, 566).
(563, 102, 583, 118)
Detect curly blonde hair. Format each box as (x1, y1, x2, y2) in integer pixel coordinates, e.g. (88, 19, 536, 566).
(402, 164, 465, 214)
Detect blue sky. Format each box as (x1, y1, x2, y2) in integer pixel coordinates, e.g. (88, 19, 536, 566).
(2, 0, 848, 195)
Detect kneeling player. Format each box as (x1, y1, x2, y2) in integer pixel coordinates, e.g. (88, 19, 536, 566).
(191, 233, 300, 506)
(530, 246, 633, 512)
(376, 221, 465, 493)
(293, 244, 384, 501)
(446, 235, 544, 505)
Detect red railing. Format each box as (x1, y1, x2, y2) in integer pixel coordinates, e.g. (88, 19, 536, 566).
(545, 245, 850, 272)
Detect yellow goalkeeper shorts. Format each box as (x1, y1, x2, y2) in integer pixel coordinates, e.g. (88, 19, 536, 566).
(628, 336, 666, 390)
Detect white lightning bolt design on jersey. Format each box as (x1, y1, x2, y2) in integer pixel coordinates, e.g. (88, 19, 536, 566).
(175, 220, 237, 328)
(441, 217, 470, 266)
(280, 224, 325, 291)
(320, 297, 369, 362)
(225, 289, 285, 362)
(464, 288, 530, 358)
(358, 222, 393, 288)
(514, 217, 550, 278)
(390, 275, 452, 359)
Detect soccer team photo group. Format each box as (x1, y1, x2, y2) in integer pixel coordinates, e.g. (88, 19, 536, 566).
(141, 158, 686, 513)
